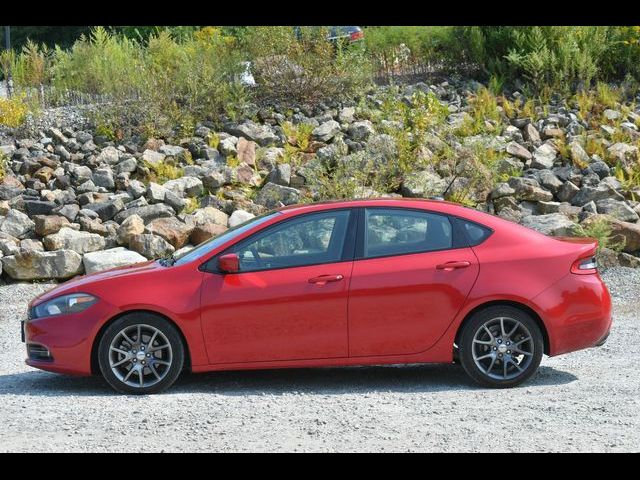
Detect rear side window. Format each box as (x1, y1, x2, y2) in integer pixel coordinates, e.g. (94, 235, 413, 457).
(459, 219, 493, 246)
(362, 208, 453, 259)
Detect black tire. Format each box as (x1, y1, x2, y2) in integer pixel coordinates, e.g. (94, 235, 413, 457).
(459, 306, 543, 388)
(98, 313, 184, 395)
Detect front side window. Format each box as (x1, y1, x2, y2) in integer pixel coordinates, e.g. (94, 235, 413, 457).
(231, 210, 352, 272)
(363, 208, 453, 258)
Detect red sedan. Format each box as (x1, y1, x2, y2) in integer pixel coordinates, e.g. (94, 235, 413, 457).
(23, 199, 612, 394)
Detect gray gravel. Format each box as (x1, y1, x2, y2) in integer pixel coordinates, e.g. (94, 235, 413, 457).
(0, 268, 638, 452)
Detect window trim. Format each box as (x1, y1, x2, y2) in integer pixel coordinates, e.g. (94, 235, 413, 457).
(452, 216, 495, 247)
(201, 208, 358, 274)
(355, 206, 468, 261)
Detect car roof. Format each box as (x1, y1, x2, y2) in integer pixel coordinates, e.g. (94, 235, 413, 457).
(278, 198, 470, 216)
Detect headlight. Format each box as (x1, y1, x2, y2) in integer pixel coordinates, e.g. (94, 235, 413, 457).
(32, 293, 98, 319)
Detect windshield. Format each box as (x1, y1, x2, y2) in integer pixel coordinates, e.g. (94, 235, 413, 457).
(172, 211, 281, 266)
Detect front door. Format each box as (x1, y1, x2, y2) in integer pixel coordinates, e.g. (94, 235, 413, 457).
(200, 209, 355, 364)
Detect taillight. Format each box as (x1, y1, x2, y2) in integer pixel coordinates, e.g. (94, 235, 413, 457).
(571, 255, 598, 274)
(350, 31, 364, 41)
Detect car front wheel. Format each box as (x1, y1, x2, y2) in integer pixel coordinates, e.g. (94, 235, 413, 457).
(98, 313, 184, 395)
(459, 306, 543, 388)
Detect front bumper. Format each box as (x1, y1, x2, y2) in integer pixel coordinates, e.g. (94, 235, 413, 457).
(23, 301, 114, 376)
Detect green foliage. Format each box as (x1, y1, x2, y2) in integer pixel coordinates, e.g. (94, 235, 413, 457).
(145, 161, 184, 183)
(183, 196, 200, 214)
(0, 151, 8, 180)
(456, 87, 502, 137)
(242, 26, 372, 106)
(574, 217, 625, 252)
(0, 94, 29, 127)
(282, 121, 314, 151)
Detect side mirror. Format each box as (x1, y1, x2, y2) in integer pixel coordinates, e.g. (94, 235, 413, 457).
(218, 253, 240, 273)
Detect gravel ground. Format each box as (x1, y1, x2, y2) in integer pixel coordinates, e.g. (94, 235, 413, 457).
(0, 269, 638, 452)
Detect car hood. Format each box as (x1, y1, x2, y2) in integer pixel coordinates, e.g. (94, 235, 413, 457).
(30, 260, 160, 307)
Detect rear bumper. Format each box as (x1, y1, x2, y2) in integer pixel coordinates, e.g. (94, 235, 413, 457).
(533, 272, 612, 356)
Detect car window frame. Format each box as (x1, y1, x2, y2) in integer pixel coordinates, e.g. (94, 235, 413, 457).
(201, 207, 358, 274)
(354, 207, 468, 261)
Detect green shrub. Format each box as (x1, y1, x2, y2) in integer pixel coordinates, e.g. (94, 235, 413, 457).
(0, 95, 29, 127)
(574, 217, 625, 252)
(242, 26, 372, 106)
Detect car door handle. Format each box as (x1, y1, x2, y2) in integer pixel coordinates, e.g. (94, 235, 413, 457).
(308, 274, 344, 285)
(436, 261, 471, 270)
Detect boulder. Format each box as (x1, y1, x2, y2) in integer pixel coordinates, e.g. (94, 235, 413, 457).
(312, 120, 341, 142)
(255, 182, 301, 208)
(0, 210, 35, 239)
(236, 138, 257, 166)
(163, 176, 204, 198)
(2, 249, 83, 280)
(83, 247, 147, 274)
(146, 217, 193, 249)
(142, 149, 166, 165)
(227, 121, 279, 147)
(401, 170, 447, 198)
(507, 177, 553, 202)
(505, 141, 531, 161)
(228, 209, 255, 228)
(114, 203, 175, 224)
(531, 143, 557, 169)
(190, 224, 228, 245)
(33, 215, 70, 237)
(521, 213, 578, 236)
(43, 227, 106, 254)
(116, 214, 145, 245)
(128, 234, 175, 260)
(191, 207, 229, 227)
(595, 198, 639, 223)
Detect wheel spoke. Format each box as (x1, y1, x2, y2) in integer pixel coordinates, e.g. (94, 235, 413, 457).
(500, 317, 506, 337)
(147, 330, 158, 348)
(513, 336, 532, 347)
(473, 339, 493, 346)
(506, 322, 519, 338)
(487, 355, 497, 372)
(503, 359, 508, 378)
(512, 348, 532, 356)
(137, 325, 142, 343)
(510, 358, 524, 371)
(138, 368, 144, 387)
(123, 367, 135, 383)
(110, 346, 129, 356)
(150, 364, 161, 380)
(149, 344, 169, 353)
(111, 357, 130, 368)
(482, 325, 495, 341)
(154, 360, 171, 366)
(121, 330, 135, 345)
(475, 353, 494, 361)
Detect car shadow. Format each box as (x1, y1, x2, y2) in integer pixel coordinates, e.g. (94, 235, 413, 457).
(0, 364, 577, 397)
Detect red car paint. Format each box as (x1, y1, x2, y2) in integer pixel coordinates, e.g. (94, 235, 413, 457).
(23, 199, 612, 377)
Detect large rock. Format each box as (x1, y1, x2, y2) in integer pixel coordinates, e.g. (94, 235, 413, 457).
(44, 227, 106, 254)
(348, 120, 375, 141)
(116, 214, 145, 245)
(142, 149, 166, 165)
(401, 170, 447, 198)
(236, 138, 257, 166)
(505, 141, 532, 161)
(83, 247, 147, 274)
(227, 121, 279, 147)
(146, 217, 193, 249)
(2, 249, 83, 280)
(571, 183, 625, 207)
(595, 198, 640, 222)
(163, 176, 204, 198)
(114, 203, 175, 224)
(531, 143, 557, 169)
(255, 182, 300, 208)
(129, 233, 175, 260)
(191, 206, 229, 227)
(0, 210, 35, 239)
(521, 213, 578, 236)
(507, 177, 553, 202)
(312, 120, 341, 142)
(228, 209, 255, 228)
(95, 146, 120, 164)
(33, 215, 70, 236)
(607, 143, 638, 167)
(190, 224, 227, 245)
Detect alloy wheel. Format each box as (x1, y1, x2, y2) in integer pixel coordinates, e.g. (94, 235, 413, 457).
(471, 316, 534, 381)
(108, 324, 173, 389)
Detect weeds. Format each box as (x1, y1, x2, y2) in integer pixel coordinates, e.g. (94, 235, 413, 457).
(574, 217, 626, 252)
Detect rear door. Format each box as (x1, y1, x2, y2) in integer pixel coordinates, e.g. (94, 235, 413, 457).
(348, 207, 479, 357)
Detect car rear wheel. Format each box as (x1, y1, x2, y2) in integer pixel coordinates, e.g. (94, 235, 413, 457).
(98, 313, 184, 395)
(459, 306, 543, 388)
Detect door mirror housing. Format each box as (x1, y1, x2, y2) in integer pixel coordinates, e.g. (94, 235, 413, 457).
(218, 253, 240, 273)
